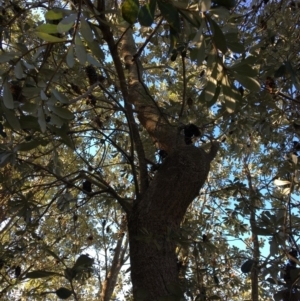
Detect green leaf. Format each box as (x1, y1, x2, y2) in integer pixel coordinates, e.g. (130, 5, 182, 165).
(285, 61, 300, 89)
(0, 152, 14, 167)
(225, 33, 245, 53)
(35, 32, 66, 42)
(56, 287, 72, 299)
(80, 17, 94, 42)
(38, 107, 47, 133)
(229, 63, 258, 77)
(3, 82, 14, 109)
(15, 140, 46, 152)
(205, 77, 217, 102)
(50, 106, 74, 120)
(52, 89, 69, 104)
(14, 61, 23, 79)
(169, 28, 177, 55)
(45, 10, 63, 20)
(43, 247, 61, 261)
(57, 14, 76, 34)
(178, 9, 202, 28)
(87, 54, 101, 67)
(75, 34, 87, 65)
(207, 16, 227, 54)
(157, 1, 181, 33)
(2, 106, 21, 130)
(235, 74, 260, 92)
(122, 0, 139, 24)
(241, 259, 254, 273)
(269, 235, 279, 256)
(19, 115, 41, 131)
(138, 0, 156, 27)
(22, 87, 41, 98)
(48, 125, 74, 149)
(26, 270, 59, 279)
(222, 75, 237, 113)
(226, 41, 245, 53)
(87, 41, 105, 61)
(274, 65, 286, 78)
(190, 22, 206, 66)
(207, 84, 221, 107)
(66, 46, 74, 68)
(0, 53, 15, 63)
(36, 24, 58, 34)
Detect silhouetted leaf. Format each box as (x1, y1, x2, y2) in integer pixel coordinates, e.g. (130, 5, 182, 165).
(35, 32, 66, 42)
(2, 106, 21, 130)
(3, 82, 14, 109)
(222, 75, 236, 113)
(56, 287, 72, 299)
(241, 259, 254, 273)
(50, 106, 74, 120)
(26, 270, 59, 279)
(75, 34, 87, 65)
(57, 14, 76, 34)
(66, 46, 74, 68)
(138, 0, 156, 27)
(207, 16, 227, 54)
(74, 254, 94, 268)
(80, 17, 94, 42)
(157, 1, 181, 33)
(179, 9, 202, 28)
(235, 74, 260, 92)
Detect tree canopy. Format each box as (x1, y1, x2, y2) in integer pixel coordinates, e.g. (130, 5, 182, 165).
(0, 0, 300, 300)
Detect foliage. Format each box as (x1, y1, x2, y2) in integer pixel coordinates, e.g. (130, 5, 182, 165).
(0, 0, 299, 300)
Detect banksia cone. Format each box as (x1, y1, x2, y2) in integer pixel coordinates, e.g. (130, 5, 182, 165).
(71, 83, 81, 94)
(85, 65, 98, 85)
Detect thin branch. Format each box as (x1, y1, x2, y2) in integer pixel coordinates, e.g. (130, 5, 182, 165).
(179, 53, 187, 117)
(133, 17, 163, 59)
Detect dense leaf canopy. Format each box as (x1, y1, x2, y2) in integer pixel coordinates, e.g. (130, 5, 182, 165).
(0, 0, 300, 300)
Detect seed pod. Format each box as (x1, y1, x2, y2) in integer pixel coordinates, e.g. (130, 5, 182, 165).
(85, 65, 98, 85)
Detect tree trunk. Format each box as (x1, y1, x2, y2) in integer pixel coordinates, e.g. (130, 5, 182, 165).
(98, 20, 219, 300)
(128, 146, 217, 300)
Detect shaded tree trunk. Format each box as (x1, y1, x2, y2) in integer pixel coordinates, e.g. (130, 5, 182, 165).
(128, 146, 218, 300)
(97, 12, 219, 299)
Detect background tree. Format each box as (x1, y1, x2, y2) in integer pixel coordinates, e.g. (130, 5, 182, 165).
(0, 0, 300, 300)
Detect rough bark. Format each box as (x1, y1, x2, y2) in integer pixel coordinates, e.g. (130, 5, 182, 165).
(128, 146, 218, 300)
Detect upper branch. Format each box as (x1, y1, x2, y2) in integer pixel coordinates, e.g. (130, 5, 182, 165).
(120, 28, 183, 153)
